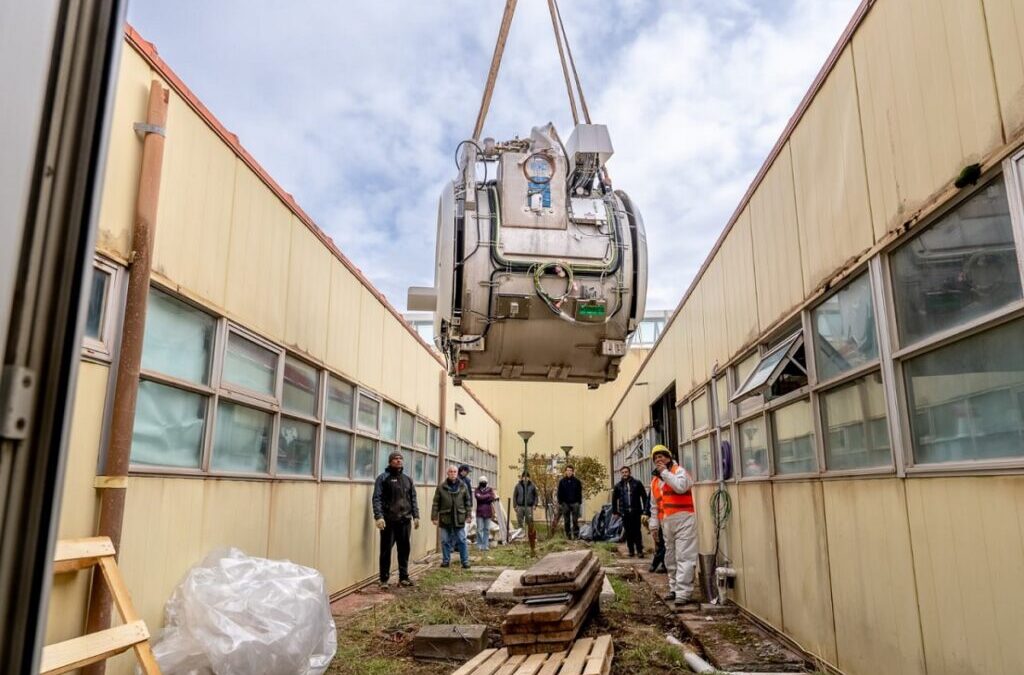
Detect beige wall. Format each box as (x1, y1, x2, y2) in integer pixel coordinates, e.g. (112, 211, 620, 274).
(469, 349, 646, 518)
(606, 1, 1024, 673)
(46, 35, 501, 674)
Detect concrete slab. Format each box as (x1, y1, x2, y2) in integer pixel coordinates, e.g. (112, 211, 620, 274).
(484, 569, 615, 603)
(412, 624, 487, 661)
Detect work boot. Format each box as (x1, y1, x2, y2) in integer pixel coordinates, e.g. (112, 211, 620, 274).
(657, 564, 668, 573)
(399, 578, 414, 587)
(462, 563, 471, 570)
(440, 562, 450, 568)
(662, 591, 676, 602)
(648, 561, 659, 573)
(377, 579, 389, 589)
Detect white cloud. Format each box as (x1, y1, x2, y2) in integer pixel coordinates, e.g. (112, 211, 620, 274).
(128, 0, 860, 311)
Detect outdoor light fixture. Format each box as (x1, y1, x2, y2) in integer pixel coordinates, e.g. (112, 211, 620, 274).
(560, 445, 573, 460)
(518, 430, 534, 477)
(454, 402, 466, 416)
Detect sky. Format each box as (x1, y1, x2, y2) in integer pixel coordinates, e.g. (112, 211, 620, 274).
(127, 0, 861, 312)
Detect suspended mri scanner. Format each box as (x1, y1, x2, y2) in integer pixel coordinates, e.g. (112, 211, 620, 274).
(408, 123, 647, 388)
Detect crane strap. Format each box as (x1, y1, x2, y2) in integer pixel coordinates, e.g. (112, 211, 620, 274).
(473, 0, 518, 140)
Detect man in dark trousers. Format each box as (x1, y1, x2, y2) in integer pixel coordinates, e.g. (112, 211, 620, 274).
(372, 451, 419, 589)
(432, 465, 473, 569)
(611, 465, 650, 557)
(556, 465, 584, 540)
(513, 472, 539, 554)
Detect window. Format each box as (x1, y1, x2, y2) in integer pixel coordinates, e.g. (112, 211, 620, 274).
(212, 401, 271, 473)
(84, 265, 111, 341)
(679, 404, 692, 440)
(401, 411, 415, 446)
(696, 436, 715, 482)
(738, 417, 768, 477)
(379, 442, 397, 473)
(821, 372, 890, 470)
(82, 258, 122, 359)
(732, 332, 806, 402)
(679, 442, 695, 477)
(734, 352, 763, 415)
(380, 402, 398, 441)
(891, 177, 1021, 347)
(131, 289, 215, 468)
(414, 452, 425, 483)
(692, 391, 709, 431)
(131, 380, 206, 468)
(714, 376, 729, 425)
(771, 399, 815, 474)
(141, 289, 214, 385)
(223, 331, 278, 397)
(906, 318, 1024, 464)
(323, 430, 352, 477)
(813, 273, 878, 382)
(353, 437, 376, 479)
(428, 425, 439, 453)
(415, 419, 428, 447)
(283, 356, 319, 417)
(277, 417, 315, 476)
(357, 392, 380, 431)
(326, 376, 354, 427)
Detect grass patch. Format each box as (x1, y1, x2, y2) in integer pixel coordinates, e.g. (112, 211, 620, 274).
(607, 575, 632, 606)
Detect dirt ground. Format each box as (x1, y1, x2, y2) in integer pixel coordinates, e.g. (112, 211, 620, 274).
(328, 536, 691, 675)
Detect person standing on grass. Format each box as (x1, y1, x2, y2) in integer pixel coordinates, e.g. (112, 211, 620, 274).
(372, 451, 419, 589)
(556, 465, 584, 540)
(474, 478, 497, 552)
(459, 464, 474, 535)
(611, 465, 650, 558)
(513, 472, 538, 530)
(432, 465, 472, 569)
(649, 444, 697, 606)
(648, 467, 668, 574)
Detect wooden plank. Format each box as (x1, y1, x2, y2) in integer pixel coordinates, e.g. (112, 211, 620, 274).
(536, 651, 568, 675)
(513, 557, 600, 597)
(52, 537, 115, 574)
(582, 635, 613, 675)
(507, 641, 573, 656)
(557, 638, 594, 675)
(503, 626, 579, 645)
(521, 551, 593, 586)
(40, 621, 149, 675)
(494, 654, 527, 675)
(452, 648, 498, 675)
(511, 653, 548, 675)
(502, 572, 603, 634)
(504, 598, 572, 625)
(473, 648, 514, 675)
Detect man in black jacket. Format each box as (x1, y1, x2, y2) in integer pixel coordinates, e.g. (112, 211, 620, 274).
(611, 465, 650, 557)
(372, 451, 420, 588)
(556, 465, 584, 540)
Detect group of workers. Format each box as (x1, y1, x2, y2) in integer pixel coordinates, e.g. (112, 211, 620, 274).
(371, 444, 698, 606)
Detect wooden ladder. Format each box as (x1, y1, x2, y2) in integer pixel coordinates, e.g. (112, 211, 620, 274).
(41, 536, 161, 675)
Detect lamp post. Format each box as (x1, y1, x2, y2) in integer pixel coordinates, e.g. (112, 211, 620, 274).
(560, 445, 573, 463)
(517, 430, 534, 478)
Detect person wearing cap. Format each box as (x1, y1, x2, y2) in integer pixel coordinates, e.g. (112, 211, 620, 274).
(432, 465, 473, 569)
(474, 477, 497, 552)
(649, 444, 697, 605)
(458, 464, 474, 534)
(647, 467, 668, 574)
(372, 451, 420, 589)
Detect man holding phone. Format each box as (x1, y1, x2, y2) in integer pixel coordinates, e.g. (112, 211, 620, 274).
(648, 444, 697, 606)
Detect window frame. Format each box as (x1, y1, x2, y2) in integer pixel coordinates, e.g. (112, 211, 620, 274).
(81, 256, 123, 362)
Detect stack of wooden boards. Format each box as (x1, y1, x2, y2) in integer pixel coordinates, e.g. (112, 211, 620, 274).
(452, 635, 614, 675)
(501, 550, 604, 655)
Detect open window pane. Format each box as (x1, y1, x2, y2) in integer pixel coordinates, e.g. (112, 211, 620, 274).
(692, 392, 709, 431)
(357, 394, 380, 431)
(415, 419, 428, 447)
(891, 177, 1021, 346)
(813, 273, 878, 381)
(85, 266, 110, 340)
(733, 333, 802, 402)
(212, 401, 271, 473)
(380, 402, 398, 441)
(326, 376, 353, 427)
(696, 436, 715, 482)
(739, 417, 769, 477)
(278, 418, 315, 476)
(142, 288, 214, 385)
(353, 437, 376, 479)
(735, 352, 763, 415)
(323, 430, 352, 478)
(130, 380, 206, 468)
(906, 318, 1024, 464)
(400, 411, 415, 445)
(223, 332, 277, 396)
(771, 399, 816, 474)
(822, 372, 890, 470)
(283, 356, 318, 416)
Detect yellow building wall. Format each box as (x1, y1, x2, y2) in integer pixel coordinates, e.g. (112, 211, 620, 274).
(983, 0, 1024, 137)
(735, 482, 783, 630)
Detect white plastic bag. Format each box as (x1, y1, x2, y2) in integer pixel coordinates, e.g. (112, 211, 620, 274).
(149, 548, 337, 675)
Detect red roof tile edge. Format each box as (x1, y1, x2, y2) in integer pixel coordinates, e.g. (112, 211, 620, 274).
(122, 24, 500, 425)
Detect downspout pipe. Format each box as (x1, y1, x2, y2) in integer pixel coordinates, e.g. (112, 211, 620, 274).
(82, 80, 168, 675)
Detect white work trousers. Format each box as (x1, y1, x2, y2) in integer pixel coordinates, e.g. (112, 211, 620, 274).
(662, 511, 698, 599)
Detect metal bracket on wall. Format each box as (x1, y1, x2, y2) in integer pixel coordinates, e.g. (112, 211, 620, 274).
(0, 365, 36, 440)
(132, 122, 165, 137)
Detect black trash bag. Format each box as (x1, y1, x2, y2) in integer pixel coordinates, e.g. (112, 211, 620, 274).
(580, 505, 624, 542)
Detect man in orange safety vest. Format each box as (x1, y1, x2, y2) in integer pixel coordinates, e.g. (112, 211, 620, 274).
(649, 444, 698, 606)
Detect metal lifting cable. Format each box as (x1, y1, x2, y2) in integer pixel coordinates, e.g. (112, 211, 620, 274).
(473, 0, 519, 140)
(552, 0, 591, 124)
(547, 0, 579, 126)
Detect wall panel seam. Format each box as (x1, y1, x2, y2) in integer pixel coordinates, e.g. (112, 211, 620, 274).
(977, 0, 1008, 144)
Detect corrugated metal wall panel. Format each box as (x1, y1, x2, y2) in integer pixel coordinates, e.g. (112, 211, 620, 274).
(905, 477, 1024, 675)
(284, 222, 332, 360)
(750, 145, 805, 330)
(356, 288, 385, 391)
(267, 482, 320, 570)
(736, 482, 783, 629)
(325, 260, 362, 381)
(720, 207, 760, 355)
(853, 0, 1002, 238)
(700, 256, 730, 370)
(983, 0, 1024, 137)
(823, 479, 925, 675)
(772, 481, 838, 665)
(791, 46, 874, 291)
(152, 90, 235, 309)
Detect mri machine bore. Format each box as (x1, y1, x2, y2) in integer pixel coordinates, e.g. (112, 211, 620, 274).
(408, 123, 647, 388)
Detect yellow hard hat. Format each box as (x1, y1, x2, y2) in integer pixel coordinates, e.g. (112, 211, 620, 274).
(651, 444, 673, 460)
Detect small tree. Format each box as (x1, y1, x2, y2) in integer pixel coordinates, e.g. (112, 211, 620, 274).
(511, 453, 609, 535)
(555, 455, 608, 503)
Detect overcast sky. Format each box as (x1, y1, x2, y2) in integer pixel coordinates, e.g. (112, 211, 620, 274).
(127, 0, 860, 311)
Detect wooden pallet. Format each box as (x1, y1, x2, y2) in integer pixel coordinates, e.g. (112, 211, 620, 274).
(41, 537, 160, 675)
(452, 635, 613, 675)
